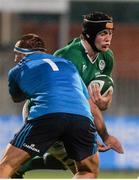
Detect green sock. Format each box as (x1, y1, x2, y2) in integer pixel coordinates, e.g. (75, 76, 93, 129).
(12, 155, 67, 178)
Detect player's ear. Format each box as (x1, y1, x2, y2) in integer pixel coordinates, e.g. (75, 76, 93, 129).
(108, 90, 113, 95)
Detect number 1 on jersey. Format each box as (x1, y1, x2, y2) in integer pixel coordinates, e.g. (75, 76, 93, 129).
(43, 59, 59, 71)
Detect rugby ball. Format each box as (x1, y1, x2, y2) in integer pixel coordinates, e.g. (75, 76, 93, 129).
(89, 75, 114, 96)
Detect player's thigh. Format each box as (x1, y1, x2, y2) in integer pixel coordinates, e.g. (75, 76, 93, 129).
(64, 115, 97, 161)
(76, 152, 99, 175)
(0, 143, 30, 168)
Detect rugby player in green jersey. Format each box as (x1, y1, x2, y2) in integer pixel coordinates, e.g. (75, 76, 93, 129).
(12, 11, 123, 178)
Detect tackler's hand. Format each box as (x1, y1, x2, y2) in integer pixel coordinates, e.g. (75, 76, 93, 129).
(104, 135, 124, 154)
(97, 141, 111, 152)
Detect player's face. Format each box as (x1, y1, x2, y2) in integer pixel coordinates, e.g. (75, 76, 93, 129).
(14, 52, 25, 63)
(95, 29, 113, 52)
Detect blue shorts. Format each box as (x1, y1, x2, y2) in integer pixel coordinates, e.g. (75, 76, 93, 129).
(10, 113, 98, 161)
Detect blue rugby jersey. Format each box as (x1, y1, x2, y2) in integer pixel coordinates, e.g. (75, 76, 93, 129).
(8, 53, 93, 121)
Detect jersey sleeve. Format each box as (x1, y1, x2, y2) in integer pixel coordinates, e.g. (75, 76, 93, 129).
(80, 77, 90, 99)
(8, 67, 27, 102)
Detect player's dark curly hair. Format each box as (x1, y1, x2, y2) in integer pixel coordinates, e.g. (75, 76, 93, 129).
(18, 33, 46, 52)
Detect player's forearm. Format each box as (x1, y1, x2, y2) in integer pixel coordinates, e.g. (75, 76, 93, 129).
(89, 99, 109, 141)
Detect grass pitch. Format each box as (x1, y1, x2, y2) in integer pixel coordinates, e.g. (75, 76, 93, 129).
(24, 170, 139, 179)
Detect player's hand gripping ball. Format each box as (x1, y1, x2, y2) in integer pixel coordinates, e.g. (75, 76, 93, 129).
(89, 75, 114, 96)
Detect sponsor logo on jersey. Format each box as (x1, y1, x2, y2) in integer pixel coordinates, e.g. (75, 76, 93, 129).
(99, 60, 105, 71)
(23, 143, 40, 153)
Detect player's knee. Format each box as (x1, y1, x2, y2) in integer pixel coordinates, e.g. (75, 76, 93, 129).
(0, 160, 16, 176)
(77, 153, 99, 178)
(74, 165, 99, 179)
(1, 153, 25, 172)
(80, 162, 99, 178)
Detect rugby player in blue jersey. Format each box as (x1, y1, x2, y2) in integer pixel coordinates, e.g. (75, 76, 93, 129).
(0, 33, 99, 178)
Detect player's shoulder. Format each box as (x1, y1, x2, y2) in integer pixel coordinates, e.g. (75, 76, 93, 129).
(54, 37, 82, 57)
(101, 49, 114, 59)
(8, 64, 20, 80)
(10, 62, 21, 72)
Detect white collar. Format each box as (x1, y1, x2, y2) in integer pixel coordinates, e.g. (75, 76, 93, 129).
(81, 40, 99, 64)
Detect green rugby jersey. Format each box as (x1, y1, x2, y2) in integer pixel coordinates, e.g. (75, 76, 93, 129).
(54, 38, 114, 87)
